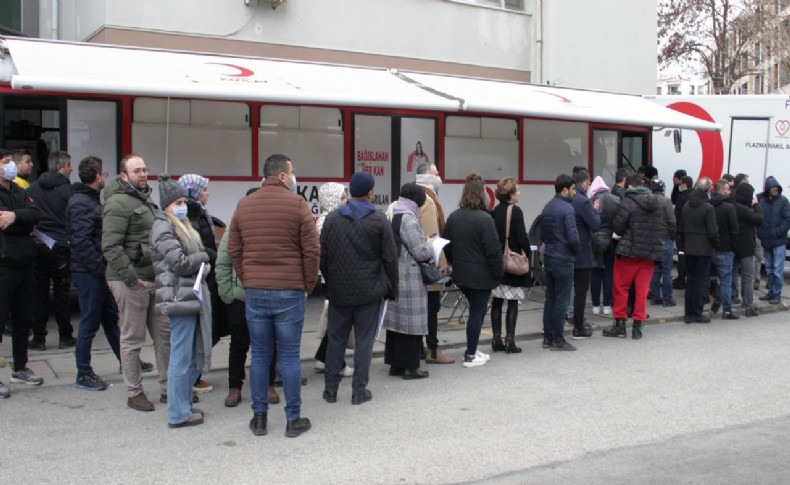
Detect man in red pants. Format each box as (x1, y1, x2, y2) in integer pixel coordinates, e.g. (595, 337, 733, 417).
(603, 174, 665, 340)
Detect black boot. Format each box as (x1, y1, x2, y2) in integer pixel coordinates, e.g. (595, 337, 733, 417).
(504, 301, 521, 353)
(490, 297, 505, 352)
(249, 412, 267, 436)
(632, 321, 642, 340)
(602, 318, 627, 338)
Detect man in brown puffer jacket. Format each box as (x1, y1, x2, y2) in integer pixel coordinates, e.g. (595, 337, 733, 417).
(228, 153, 319, 439)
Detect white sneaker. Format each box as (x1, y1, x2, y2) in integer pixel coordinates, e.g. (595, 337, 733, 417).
(603, 306, 612, 315)
(314, 361, 325, 374)
(475, 350, 491, 362)
(592, 306, 601, 315)
(340, 366, 354, 378)
(463, 353, 487, 368)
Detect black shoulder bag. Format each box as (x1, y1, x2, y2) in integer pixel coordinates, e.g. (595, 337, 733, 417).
(392, 213, 442, 285)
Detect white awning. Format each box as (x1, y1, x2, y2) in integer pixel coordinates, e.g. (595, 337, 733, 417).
(1, 37, 720, 132)
(403, 72, 720, 131)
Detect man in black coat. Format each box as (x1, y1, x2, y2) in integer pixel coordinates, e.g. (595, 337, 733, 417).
(570, 170, 600, 339)
(66, 156, 122, 391)
(709, 179, 740, 319)
(733, 183, 763, 317)
(673, 175, 694, 289)
(320, 172, 398, 405)
(27, 151, 75, 350)
(0, 152, 43, 395)
(680, 177, 718, 323)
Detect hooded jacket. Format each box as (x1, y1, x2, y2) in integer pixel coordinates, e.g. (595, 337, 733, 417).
(611, 187, 664, 261)
(591, 189, 620, 268)
(101, 177, 159, 285)
(709, 192, 739, 253)
(571, 185, 601, 269)
(680, 189, 718, 257)
(733, 183, 763, 259)
(319, 198, 399, 305)
(757, 176, 790, 249)
(27, 170, 72, 245)
(66, 183, 105, 277)
(0, 181, 39, 267)
(444, 206, 504, 290)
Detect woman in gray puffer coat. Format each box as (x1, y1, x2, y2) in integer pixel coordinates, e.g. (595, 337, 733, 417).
(150, 175, 211, 429)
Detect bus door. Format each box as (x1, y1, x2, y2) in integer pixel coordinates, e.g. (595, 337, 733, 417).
(352, 114, 437, 210)
(592, 129, 648, 187)
(728, 117, 771, 184)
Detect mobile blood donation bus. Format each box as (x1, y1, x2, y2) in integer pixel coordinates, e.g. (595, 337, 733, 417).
(0, 36, 717, 225)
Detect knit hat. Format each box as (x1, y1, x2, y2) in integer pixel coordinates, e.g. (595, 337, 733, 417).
(349, 171, 375, 197)
(178, 173, 209, 202)
(158, 174, 187, 209)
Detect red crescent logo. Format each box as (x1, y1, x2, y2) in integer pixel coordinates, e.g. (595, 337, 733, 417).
(667, 102, 724, 181)
(206, 62, 255, 78)
(534, 90, 572, 103)
(485, 186, 496, 210)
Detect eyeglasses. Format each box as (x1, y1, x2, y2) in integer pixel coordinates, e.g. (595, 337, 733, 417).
(101, 171, 109, 178)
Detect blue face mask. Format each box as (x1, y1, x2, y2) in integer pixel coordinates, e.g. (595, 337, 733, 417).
(3, 163, 18, 181)
(172, 205, 188, 220)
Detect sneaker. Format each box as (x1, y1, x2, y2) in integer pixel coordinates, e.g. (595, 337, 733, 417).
(141, 361, 154, 373)
(351, 389, 373, 405)
(722, 312, 740, 320)
(59, 336, 77, 349)
(769, 297, 782, 305)
(75, 372, 108, 391)
(603, 306, 612, 315)
(758, 293, 774, 301)
(571, 326, 593, 339)
(314, 361, 325, 373)
(463, 353, 487, 368)
(663, 300, 677, 307)
(224, 388, 242, 407)
(27, 338, 46, 352)
(592, 306, 601, 315)
(744, 308, 760, 317)
(425, 348, 455, 364)
(160, 393, 199, 404)
(10, 367, 43, 385)
(475, 350, 491, 362)
(549, 341, 577, 351)
(168, 412, 204, 429)
(0, 381, 9, 399)
(710, 300, 721, 313)
(650, 297, 663, 305)
(193, 379, 213, 393)
(127, 393, 155, 412)
(732, 297, 742, 305)
(542, 338, 551, 349)
(687, 316, 711, 324)
(340, 366, 355, 378)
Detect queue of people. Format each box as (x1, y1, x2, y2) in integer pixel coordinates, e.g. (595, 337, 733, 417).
(1, 148, 786, 437)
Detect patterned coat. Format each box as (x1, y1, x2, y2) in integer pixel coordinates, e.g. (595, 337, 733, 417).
(384, 212, 433, 336)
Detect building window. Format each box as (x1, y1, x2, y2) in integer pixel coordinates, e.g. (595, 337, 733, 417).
(448, 0, 525, 12)
(668, 84, 681, 95)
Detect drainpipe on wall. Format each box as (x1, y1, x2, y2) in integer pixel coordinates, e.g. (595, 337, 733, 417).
(51, 0, 59, 39)
(535, 0, 543, 84)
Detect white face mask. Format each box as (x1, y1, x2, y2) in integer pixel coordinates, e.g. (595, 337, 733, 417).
(172, 205, 188, 220)
(290, 174, 298, 193)
(2, 163, 18, 181)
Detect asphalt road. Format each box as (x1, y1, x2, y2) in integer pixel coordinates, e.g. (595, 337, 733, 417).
(2, 312, 789, 484)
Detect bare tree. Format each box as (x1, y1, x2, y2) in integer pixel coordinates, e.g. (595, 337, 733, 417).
(658, 0, 768, 93)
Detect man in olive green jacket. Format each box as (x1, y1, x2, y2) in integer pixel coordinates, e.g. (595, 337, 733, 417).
(102, 154, 170, 412)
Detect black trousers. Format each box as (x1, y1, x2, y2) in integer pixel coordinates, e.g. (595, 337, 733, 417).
(226, 299, 275, 389)
(685, 255, 712, 318)
(573, 268, 592, 327)
(0, 265, 35, 371)
(424, 291, 441, 350)
(314, 334, 347, 369)
(325, 300, 379, 394)
(32, 244, 73, 340)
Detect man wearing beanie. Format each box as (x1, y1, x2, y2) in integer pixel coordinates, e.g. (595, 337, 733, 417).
(102, 154, 170, 412)
(320, 170, 398, 405)
(229, 154, 319, 438)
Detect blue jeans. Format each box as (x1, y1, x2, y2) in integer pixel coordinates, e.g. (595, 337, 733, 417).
(459, 287, 491, 356)
(649, 240, 675, 303)
(72, 272, 121, 377)
(591, 248, 614, 307)
(543, 257, 574, 346)
(712, 252, 734, 312)
(167, 314, 200, 424)
(246, 289, 305, 421)
(763, 245, 786, 298)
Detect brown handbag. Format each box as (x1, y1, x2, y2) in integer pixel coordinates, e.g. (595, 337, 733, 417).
(503, 205, 530, 275)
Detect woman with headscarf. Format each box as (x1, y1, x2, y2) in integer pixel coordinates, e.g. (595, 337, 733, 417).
(588, 176, 620, 316)
(314, 182, 354, 378)
(178, 174, 223, 394)
(150, 175, 212, 428)
(384, 183, 433, 379)
(444, 172, 503, 368)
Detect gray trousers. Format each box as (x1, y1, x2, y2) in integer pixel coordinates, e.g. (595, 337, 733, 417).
(108, 280, 170, 398)
(324, 300, 379, 395)
(739, 256, 756, 309)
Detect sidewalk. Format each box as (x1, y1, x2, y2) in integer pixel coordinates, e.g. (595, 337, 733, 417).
(2, 277, 788, 388)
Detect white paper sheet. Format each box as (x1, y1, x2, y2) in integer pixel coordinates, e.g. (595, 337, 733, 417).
(375, 299, 388, 342)
(193, 262, 206, 301)
(432, 237, 450, 265)
(33, 229, 56, 249)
